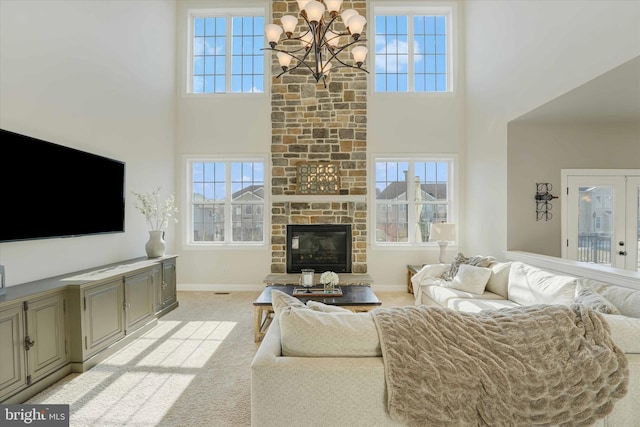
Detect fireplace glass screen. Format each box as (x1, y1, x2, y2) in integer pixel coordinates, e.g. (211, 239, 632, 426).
(287, 224, 352, 273)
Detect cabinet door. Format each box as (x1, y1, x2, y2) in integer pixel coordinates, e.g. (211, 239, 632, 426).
(0, 303, 26, 401)
(161, 260, 177, 309)
(26, 293, 68, 382)
(83, 279, 125, 357)
(124, 271, 154, 333)
(151, 265, 162, 314)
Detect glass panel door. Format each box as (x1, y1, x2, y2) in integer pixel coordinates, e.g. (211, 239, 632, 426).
(563, 170, 640, 271)
(626, 177, 640, 271)
(565, 176, 625, 268)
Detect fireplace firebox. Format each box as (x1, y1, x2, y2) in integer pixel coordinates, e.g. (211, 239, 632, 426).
(286, 224, 352, 273)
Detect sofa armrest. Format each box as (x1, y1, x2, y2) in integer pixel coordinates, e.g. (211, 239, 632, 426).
(251, 317, 400, 427)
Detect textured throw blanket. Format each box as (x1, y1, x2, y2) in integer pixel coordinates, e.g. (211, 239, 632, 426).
(371, 304, 628, 427)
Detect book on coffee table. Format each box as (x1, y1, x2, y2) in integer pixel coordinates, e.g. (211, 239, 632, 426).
(292, 287, 343, 297)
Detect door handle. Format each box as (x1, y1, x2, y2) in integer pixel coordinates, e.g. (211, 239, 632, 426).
(618, 251, 627, 256)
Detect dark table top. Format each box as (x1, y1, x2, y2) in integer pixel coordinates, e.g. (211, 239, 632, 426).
(253, 284, 381, 307)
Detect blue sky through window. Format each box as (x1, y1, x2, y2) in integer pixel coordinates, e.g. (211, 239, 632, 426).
(375, 13, 448, 92)
(192, 14, 264, 93)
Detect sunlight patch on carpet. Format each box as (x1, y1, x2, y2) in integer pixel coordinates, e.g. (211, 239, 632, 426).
(72, 372, 193, 426)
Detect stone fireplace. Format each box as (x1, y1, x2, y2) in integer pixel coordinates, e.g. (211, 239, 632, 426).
(269, 0, 368, 274)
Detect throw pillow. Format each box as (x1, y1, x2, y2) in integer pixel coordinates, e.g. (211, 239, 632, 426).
(442, 264, 492, 295)
(442, 253, 496, 281)
(278, 308, 381, 357)
(485, 262, 512, 298)
(574, 285, 621, 315)
(271, 289, 306, 317)
(306, 300, 352, 313)
(576, 278, 640, 318)
(507, 262, 578, 306)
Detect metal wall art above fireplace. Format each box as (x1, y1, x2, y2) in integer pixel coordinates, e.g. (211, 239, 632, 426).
(286, 224, 352, 273)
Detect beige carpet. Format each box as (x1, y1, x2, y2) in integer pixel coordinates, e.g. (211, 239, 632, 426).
(26, 290, 414, 426)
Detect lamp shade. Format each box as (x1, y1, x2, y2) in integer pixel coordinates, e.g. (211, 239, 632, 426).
(281, 15, 298, 34)
(300, 31, 314, 48)
(265, 24, 283, 45)
(351, 46, 368, 64)
(347, 14, 366, 36)
(341, 9, 358, 27)
(304, 1, 325, 23)
(277, 52, 292, 68)
(325, 30, 341, 47)
(324, 0, 343, 13)
(296, 0, 311, 10)
(429, 223, 456, 242)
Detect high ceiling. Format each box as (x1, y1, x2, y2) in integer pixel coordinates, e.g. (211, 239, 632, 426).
(513, 56, 640, 124)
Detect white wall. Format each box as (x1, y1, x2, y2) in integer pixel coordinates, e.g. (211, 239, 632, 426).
(0, 0, 177, 286)
(174, 1, 272, 289)
(465, 0, 640, 259)
(507, 122, 640, 257)
(367, 1, 466, 288)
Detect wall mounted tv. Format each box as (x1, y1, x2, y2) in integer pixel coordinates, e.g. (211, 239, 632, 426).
(0, 129, 126, 242)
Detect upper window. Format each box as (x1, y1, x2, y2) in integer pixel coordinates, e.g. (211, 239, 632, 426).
(186, 157, 266, 245)
(374, 158, 454, 245)
(189, 9, 265, 94)
(373, 5, 453, 93)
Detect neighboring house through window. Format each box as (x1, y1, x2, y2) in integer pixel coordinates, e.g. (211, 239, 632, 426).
(372, 3, 454, 92)
(186, 157, 266, 244)
(189, 8, 265, 93)
(374, 157, 455, 245)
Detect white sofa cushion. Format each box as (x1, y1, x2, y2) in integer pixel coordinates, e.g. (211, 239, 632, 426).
(443, 264, 492, 294)
(485, 262, 511, 299)
(306, 300, 352, 313)
(278, 308, 381, 357)
(574, 282, 621, 315)
(271, 289, 306, 316)
(602, 313, 640, 353)
(421, 283, 505, 307)
(447, 298, 521, 313)
(576, 279, 640, 318)
(507, 262, 577, 306)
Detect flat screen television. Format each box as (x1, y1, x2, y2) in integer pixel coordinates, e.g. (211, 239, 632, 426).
(0, 128, 126, 242)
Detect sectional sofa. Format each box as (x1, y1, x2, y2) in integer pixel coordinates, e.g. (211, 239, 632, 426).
(251, 259, 639, 427)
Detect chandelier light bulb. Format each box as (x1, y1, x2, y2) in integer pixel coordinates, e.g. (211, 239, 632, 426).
(324, 0, 343, 14)
(341, 9, 358, 29)
(300, 31, 314, 49)
(304, 1, 325, 24)
(281, 15, 298, 37)
(346, 14, 366, 39)
(351, 46, 368, 66)
(296, 0, 311, 10)
(325, 30, 341, 48)
(265, 24, 283, 47)
(277, 52, 293, 70)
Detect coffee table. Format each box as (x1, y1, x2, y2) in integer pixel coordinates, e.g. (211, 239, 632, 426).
(253, 285, 381, 342)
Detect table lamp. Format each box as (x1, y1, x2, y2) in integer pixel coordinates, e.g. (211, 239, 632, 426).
(429, 223, 456, 263)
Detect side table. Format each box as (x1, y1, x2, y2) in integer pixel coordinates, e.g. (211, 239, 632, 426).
(406, 264, 423, 295)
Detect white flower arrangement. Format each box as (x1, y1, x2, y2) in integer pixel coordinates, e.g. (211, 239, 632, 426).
(132, 187, 179, 230)
(320, 271, 339, 286)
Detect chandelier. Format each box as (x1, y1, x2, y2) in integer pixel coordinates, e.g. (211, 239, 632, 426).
(264, 0, 369, 86)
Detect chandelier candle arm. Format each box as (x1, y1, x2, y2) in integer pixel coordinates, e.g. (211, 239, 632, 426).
(264, 0, 368, 85)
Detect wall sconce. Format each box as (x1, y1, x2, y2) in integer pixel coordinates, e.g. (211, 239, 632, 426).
(535, 183, 558, 221)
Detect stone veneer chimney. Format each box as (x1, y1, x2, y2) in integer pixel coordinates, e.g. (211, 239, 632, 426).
(270, 0, 368, 274)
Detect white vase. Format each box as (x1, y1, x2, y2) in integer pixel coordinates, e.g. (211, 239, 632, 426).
(145, 230, 166, 258)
